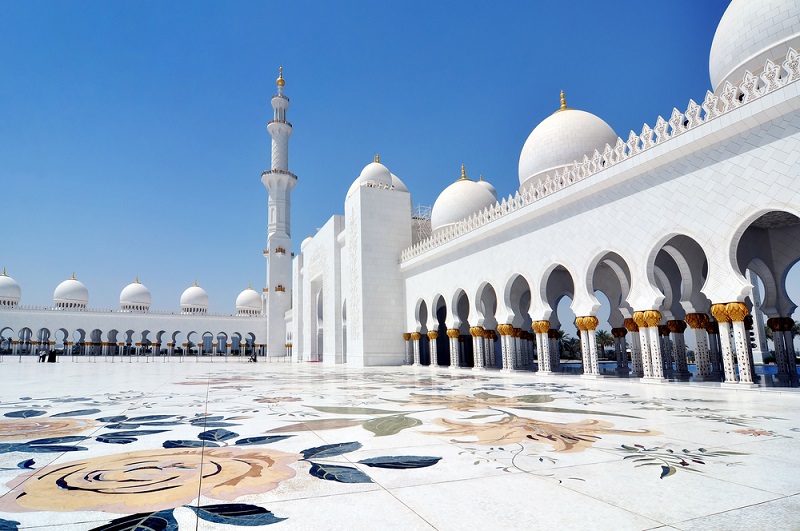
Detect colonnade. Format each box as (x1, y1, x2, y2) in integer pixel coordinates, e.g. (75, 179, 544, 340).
(403, 302, 798, 386)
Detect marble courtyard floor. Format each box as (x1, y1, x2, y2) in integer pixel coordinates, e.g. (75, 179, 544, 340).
(0, 358, 798, 530)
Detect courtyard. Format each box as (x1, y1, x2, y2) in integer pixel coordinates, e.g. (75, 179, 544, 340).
(0, 359, 797, 530)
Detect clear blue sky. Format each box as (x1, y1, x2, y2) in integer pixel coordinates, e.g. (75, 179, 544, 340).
(6, 0, 785, 316)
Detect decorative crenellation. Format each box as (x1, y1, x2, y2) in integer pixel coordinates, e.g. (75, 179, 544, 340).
(400, 48, 800, 262)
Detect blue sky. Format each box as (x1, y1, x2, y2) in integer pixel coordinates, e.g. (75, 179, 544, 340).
(2, 0, 770, 314)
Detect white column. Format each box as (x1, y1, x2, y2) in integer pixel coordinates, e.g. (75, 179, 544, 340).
(428, 331, 439, 368)
(447, 330, 460, 369)
(711, 304, 738, 383)
(411, 333, 421, 366)
(471, 327, 485, 370)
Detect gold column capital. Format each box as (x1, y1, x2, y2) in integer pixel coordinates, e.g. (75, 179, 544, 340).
(446, 329, 460, 339)
(496, 324, 514, 336)
(725, 301, 749, 322)
(427, 331, 439, 340)
(623, 318, 639, 333)
(403, 333, 411, 341)
(667, 319, 687, 333)
(411, 332, 422, 340)
(531, 320, 550, 334)
(684, 313, 709, 330)
(469, 326, 484, 337)
(710, 303, 730, 323)
(643, 310, 662, 328)
(582, 316, 599, 331)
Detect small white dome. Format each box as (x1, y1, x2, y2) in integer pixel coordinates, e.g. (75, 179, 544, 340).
(346, 156, 394, 198)
(301, 235, 314, 250)
(431, 167, 497, 232)
(391, 173, 408, 193)
(476, 176, 497, 200)
(0, 269, 21, 307)
(54, 275, 89, 308)
(236, 286, 262, 315)
(180, 283, 209, 313)
(120, 278, 151, 311)
(709, 0, 800, 93)
(518, 96, 616, 189)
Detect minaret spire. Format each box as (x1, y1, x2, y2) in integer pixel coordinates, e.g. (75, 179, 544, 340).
(261, 66, 297, 359)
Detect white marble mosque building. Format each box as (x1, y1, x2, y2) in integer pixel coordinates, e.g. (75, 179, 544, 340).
(2, 0, 800, 388)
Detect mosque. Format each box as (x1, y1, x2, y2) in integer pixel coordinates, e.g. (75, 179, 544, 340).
(2, 0, 800, 388)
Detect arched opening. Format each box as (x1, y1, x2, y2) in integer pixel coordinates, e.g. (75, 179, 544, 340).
(734, 210, 800, 385)
(544, 265, 577, 373)
(475, 283, 499, 369)
(452, 289, 473, 368)
(502, 274, 534, 371)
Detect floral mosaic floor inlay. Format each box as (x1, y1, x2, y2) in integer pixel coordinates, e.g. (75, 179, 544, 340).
(0, 360, 798, 530)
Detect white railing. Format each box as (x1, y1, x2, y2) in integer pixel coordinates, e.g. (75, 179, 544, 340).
(400, 49, 800, 262)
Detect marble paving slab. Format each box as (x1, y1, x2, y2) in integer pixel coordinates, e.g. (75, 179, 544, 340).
(0, 359, 797, 530)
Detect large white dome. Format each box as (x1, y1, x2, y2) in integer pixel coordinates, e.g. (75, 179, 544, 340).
(709, 0, 800, 93)
(180, 283, 209, 313)
(346, 156, 394, 198)
(0, 269, 21, 307)
(390, 173, 408, 193)
(518, 94, 617, 189)
(476, 175, 497, 200)
(236, 286, 262, 315)
(431, 166, 497, 232)
(54, 275, 89, 308)
(120, 278, 151, 311)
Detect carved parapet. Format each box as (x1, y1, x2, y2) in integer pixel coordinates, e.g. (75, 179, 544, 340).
(496, 324, 514, 336)
(632, 312, 647, 329)
(623, 318, 639, 333)
(710, 303, 730, 323)
(531, 320, 550, 334)
(427, 331, 439, 340)
(403, 333, 411, 341)
(725, 302, 748, 323)
(446, 329, 460, 339)
(643, 310, 662, 328)
(667, 320, 687, 334)
(411, 332, 422, 341)
(685, 313, 709, 330)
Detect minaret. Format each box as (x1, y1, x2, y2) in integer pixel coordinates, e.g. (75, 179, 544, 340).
(261, 66, 297, 358)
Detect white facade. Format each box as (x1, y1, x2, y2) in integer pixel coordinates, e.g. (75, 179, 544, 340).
(2, 0, 800, 386)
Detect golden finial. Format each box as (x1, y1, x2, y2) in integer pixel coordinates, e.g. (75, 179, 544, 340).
(479, 174, 484, 181)
(1, 267, 6, 276)
(193, 280, 198, 287)
(559, 90, 568, 111)
(374, 154, 380, 163)
(459, 163, 467, 181)
(71, 272, 76, 280)
(276, 66, 285, 88)
(135, 275, 139, 284)
(248, 283, 252, 290)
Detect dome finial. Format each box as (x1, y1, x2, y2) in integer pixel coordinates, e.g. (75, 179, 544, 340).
(374, 154, 380, 163)
(559, 90, 567, 111)
(248, 283, 252, 290)
(1, 267, 6, 276)
(71, 272, 76, 280)
(135, 275, 139, 284)
(194, 279, 198, 287)
(276, 66, 285, 88)
(479, 174, 484, 181)
(460, 163, 467, 181)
